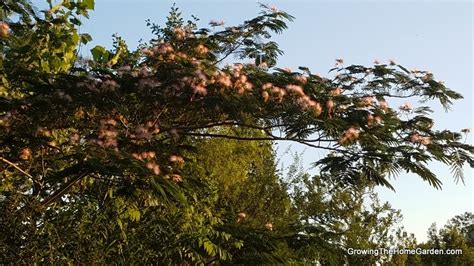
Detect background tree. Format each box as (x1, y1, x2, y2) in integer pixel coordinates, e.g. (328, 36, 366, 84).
(1, 0, 473, 264)
(386, 213, 474, 265)
(390, 229, 422, 265)
(411, 213, 474, 265)
(283, 154, 405, 264)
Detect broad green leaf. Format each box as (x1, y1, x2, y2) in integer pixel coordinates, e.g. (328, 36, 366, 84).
(83, 0, 95, 10)
(80, 33, 93, 44)
(90, 45, 109, 62)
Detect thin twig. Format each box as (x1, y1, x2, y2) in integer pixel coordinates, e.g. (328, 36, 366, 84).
(0, 156, 33, 179)
(40, 172, 88, 208)
(183, 132, 349, 153)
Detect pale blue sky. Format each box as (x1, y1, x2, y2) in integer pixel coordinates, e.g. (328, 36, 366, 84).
(35, 0, 472, 242)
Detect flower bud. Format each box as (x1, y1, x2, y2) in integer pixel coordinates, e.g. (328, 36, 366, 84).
(0, 22, 10, 37)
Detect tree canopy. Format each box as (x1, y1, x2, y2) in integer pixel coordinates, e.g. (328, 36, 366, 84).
(0, 1, 473, 264)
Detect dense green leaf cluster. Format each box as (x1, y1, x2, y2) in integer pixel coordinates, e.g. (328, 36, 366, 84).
(0, 1, 472, 264)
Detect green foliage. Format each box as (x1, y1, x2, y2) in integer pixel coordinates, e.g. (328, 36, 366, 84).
(90, 45, 110, 63)
(0, 1, 472, 264)
(1, 0, 94, 76)
(281, 154, 405, 264)
(398, 213, 474, 265)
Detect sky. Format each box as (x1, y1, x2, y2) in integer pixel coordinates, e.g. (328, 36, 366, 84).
(34, 0, 473, 242)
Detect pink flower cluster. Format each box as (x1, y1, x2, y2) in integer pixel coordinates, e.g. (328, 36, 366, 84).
(146, 162, 161, 175)
(367, 114, 383, 127)
(215, 71, 232, 88)
(286, 84, 304, 96)
(237, 212, 246, 223)
(195, 44, 209, 55)
(132, 151, 160, 175)
(295, 75, 308, 84)
(189, 70, 209, 96)
(335, 58, 344, 66)
(0, 22, 10, 37)
(359, 96, 374, 107)
(169, 154, 185, 166)
(167, 174, 183, 183)
(209, 20, 225, 26)
(20, 147, 32, 161)
(142, 43, 176, 60)
(132, 151, 156, 160)
(399, 102, 413, 112)
(96, 118, 119, 149)
(265, 222, 273, 231)
(129, 121, 160, 143)
(261, 81, 325, 115)
(231, 64, 253, 94)
(329, 87, 342, 96)
(261, 82, 286, 103)
(410, 133, 432, 145)
(378, 100, 389, 111)
(339, 127, 360, 145)
(173, 27, 186, 40)
(101, 79, 119, 92)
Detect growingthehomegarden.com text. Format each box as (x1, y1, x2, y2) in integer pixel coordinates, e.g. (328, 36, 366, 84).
(347, 248, 463, 256)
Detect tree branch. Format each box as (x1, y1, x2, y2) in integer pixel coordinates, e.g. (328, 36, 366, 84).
(40, 172, 88, 208)
(183, 132, 348, 153)
(162, 120, 288, 133)
(0, 156, 33, 179)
